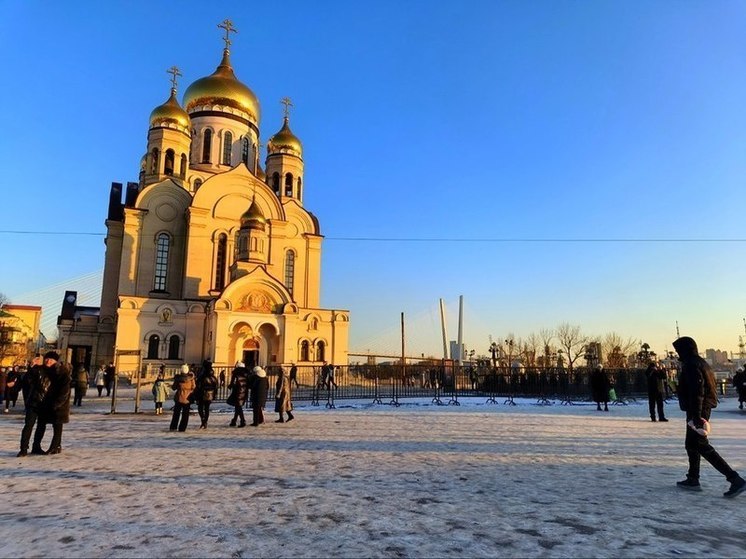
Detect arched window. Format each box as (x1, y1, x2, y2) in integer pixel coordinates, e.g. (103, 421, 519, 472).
(272, 172, 280, 195)
(150, 148, 160, 174)
(242, 137, 250, 166)
(202, 129, 212, 163)
(297, 177, 302, 200)
(222, 131, 233, 165)
(194, 178, 203, 190)
(153, 233, 170, 291)
(284, 250, 295, 296)
(215, 233, 227, 290)
(164, 149, 175, 175)
(147, 335, 160, 359)
(316, 341, 326, 362)
(180, 153, 187, 177)
(168, 335, 180, 360)
(300, 340, 310, 362)
(285, 173, 293, 196)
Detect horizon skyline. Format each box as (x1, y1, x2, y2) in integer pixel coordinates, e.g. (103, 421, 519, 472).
(2, 2, 745, 360)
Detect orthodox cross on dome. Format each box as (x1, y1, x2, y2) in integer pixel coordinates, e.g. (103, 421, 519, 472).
(166, 66, 182, 92)
(281, 97, 293, 120)
(218, 19, 238, 49)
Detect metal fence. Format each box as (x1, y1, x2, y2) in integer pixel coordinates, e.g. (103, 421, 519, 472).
(124, 363, 737, 409)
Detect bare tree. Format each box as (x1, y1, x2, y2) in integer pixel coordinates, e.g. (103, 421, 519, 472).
(500, 333, 518, 368)
(601, 332, 638, 368)
(539, 328, 555, 366)
(556, 323, 589, 371)
(522, 333, 540, 367)
(0, 292, 8, 309)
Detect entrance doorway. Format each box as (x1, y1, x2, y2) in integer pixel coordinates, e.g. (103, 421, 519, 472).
(242, 349, 259, 369)
(242, 338, 260, 369)
(69, 345, 91, 373)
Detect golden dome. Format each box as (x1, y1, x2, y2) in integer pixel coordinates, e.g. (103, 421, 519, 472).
(149, 89, 190, 130)
(183, 50, 260, 123)
(267, 117, 302, 157)
(240, 197, 266, 230)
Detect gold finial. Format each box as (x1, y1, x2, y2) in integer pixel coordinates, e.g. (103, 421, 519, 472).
(166, 66, 182, 92)
(218, 19, 238, 50)
(281, 97, 293, 120)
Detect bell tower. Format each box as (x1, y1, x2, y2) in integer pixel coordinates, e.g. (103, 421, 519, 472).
(265, 98, 304, 203)
(142, 67, 191, 187)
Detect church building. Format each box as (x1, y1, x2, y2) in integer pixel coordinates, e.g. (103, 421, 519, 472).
(57, 21, 349, 373)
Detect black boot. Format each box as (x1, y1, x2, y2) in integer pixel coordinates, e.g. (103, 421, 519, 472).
(677, 477, 702, 491)
(724, 476, 746, 498)
(286, 412, 294, 422)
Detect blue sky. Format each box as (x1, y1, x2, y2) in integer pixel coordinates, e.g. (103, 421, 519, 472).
(1, 1, 745, 358)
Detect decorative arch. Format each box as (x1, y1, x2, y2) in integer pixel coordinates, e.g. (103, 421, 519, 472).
(120, 299, 139, 310)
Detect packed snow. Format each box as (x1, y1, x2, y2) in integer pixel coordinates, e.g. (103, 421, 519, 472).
(1, 390, 744, 558)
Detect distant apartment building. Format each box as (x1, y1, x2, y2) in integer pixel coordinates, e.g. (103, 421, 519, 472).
(705, 348, 729, 366)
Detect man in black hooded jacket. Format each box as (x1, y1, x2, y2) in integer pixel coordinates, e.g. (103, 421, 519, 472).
(673, 336, 745, 498)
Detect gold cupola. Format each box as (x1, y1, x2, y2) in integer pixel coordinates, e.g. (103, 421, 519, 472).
(149, 88, 190, 132)
(183, 49, 260, 125)
(267, 117, 303, 158)
(240, 197, 266, 230)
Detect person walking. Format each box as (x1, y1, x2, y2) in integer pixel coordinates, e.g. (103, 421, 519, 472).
(152, 371, 169, 415)
(195, 360, 218, 429)
(673, 336, 745, 498)
(289, 363, 299, 388)
(249, 366, 269, 426)
(645, 361, 668, 422)
(274, 366, 295, 423)
(94, 365, 106, 397)
(104, 362, 116, 396)
(18, 355, 49, 456)
(35, 352, 72, 455)
(227, 362, 249, 427)
(72, 364, 89, 407)
(169, 364, 195, 432)
(4, 366, 21, 413)
(589, 365, 611, 412)
(732, 368, 746, 410)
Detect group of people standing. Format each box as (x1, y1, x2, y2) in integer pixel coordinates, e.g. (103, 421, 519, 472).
(588, 362, 671, 419)
(163, 361, 294, 432)
(17, 351, 71, 457)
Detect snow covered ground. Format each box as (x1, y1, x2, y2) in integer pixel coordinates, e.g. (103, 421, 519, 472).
(1, 391, 744, 558)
